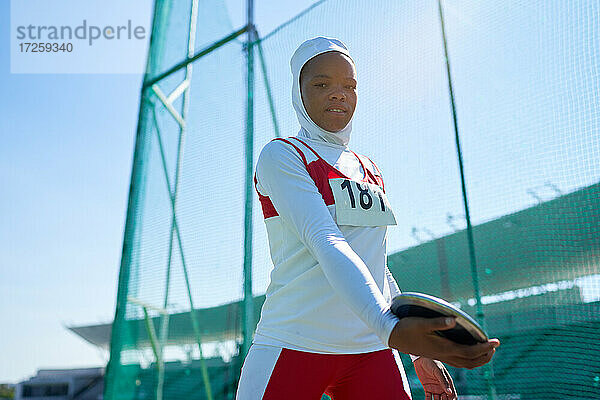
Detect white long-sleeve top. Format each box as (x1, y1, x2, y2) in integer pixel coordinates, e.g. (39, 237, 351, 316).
(252, 135, 403, 353)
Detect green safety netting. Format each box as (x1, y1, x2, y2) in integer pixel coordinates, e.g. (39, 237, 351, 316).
(104, 1, 600, 399)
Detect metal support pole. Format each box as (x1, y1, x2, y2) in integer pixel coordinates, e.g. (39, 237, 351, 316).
(104, 1, 170, 399)
(158, 1, 200, 400)
(256, 37, 281, 138)
(242, 0, 256, 362)
(144, 27, 248, 89)
(161, 0, 199, 346)
(150, 105, 213, 400)
(436, 1, 497, 398)
(127, 296, 169, 400)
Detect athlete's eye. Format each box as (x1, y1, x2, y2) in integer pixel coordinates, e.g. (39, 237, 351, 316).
(314, 83, 327, 88)
(346, 85, 356, 90)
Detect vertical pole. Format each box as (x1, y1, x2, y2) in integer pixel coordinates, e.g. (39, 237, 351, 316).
(436, 1, 497, 398)
(104, 1, 170, 399)
(151, 105, 214, 400)
(157, 0, 199, 397)
(256, 37, 281, 138)
(160, 0, 199, 353)
(242, 0, 256, 361)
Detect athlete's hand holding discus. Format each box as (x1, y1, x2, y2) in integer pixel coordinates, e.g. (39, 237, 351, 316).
(388, 317, 499, 399)
(387, 317, 498, 400)
(389, 293, 500, 369)
(387, 293, 499, 398)
(389, 316, 499, 369)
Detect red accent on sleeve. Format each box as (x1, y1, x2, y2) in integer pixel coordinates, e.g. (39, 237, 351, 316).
(255, 174, 279, 219)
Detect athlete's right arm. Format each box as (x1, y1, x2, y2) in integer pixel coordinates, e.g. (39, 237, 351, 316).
(255, 141, 399, 346)
(256, 141, 500, 369)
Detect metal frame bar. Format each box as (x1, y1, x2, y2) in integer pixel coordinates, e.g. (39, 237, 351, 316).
(252, 0, 327, 44)
(256, 36, 281, 138)
(436, 1, 497, 398)
(128, 292, 171, 390)
(104, 1, 171, 399)
(436, 0, 482, 325)
(144, 26, 248, 89)
(153, 1, 209, 400)
(128, 295, 168, 314)
(151, 84, 186, 128)
(167, 79, 191, 104)
(150, 103, 214, 400)
(160, 0, 199, 370)
(241, 0, 256, 363)
(142, 307, 166, 400)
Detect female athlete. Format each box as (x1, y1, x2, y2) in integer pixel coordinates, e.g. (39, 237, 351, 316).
(235, 37, 499, 400)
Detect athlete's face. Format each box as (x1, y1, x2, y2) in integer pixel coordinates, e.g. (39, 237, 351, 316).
(300, 52, 357, 132)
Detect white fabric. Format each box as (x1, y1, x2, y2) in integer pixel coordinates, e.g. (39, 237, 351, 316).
(236, 344, 282, 400)
(291, 36, 355, 147)
(253, 137, 399, 351)
(386, 266, 401, 299)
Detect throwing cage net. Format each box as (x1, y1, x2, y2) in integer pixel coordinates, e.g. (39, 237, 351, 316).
(104, 1, 600, 399)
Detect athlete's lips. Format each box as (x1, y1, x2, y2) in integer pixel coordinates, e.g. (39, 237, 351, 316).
(324, 104, 348, 114)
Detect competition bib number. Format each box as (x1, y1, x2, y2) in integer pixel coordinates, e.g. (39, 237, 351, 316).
(329, 178, 397, 226)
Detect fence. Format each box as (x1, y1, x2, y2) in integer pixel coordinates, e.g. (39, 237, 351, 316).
(104, 1, 600, 399)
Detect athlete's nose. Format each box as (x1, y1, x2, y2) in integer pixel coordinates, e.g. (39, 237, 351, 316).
(329, 86, 346, 101)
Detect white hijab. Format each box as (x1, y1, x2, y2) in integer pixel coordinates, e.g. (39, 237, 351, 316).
(290, 37, 355, 147)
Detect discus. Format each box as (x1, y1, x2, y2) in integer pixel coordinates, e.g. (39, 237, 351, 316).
(390, 292, 488, 345)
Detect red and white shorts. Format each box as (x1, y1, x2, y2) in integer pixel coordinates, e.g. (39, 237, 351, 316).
(235, 344, 412, 399)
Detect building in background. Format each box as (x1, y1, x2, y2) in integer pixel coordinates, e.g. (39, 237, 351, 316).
(15, 368, 103, 400)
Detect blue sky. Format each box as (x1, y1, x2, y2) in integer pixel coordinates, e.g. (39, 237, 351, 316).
(2, 0, 599, 385)
(0, 0, 316, 384)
